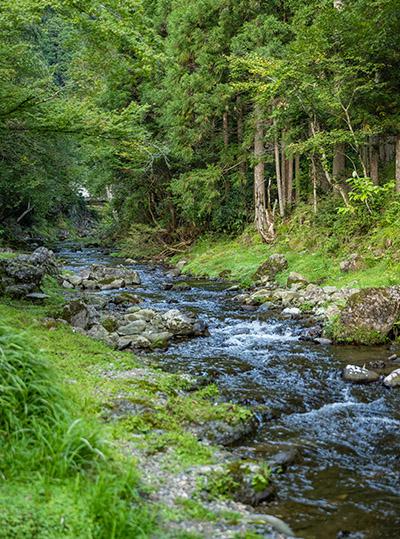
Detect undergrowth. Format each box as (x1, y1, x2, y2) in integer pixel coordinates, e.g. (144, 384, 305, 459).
(177, 197, 400, 288)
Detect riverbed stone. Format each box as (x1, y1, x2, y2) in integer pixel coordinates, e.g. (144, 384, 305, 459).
(64, 273, 83, 287)
(255, 254, 288, 280)
(144, 331, 173, 348)
(282, 307, 302, 318)
(201, 461, 276, 506)
(162, 309, 204, 336)
(383, 368, 400, 388)
(343, 364, 380, 383)
(62, 300, 97, 330)
(87, 324, 110, 341)
(117, 320, 147, 336)
(101, 278, 125, 290)
(287, 272, 309, 287)
(331, 287, 400, 344)
(0, 247, 59, 298)
(191, 417, 256, 446)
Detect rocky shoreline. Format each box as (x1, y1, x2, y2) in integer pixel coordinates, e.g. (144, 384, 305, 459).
(2, 245, 400, 537)
(0, 246, 299, 538)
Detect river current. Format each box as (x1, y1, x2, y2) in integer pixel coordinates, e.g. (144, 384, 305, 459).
(61, 246, 400, 539)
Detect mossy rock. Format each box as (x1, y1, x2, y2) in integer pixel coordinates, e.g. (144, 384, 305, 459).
(327, 287, 400, 344)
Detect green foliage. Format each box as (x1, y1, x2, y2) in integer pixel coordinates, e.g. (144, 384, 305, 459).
(338, 177, 395, 218)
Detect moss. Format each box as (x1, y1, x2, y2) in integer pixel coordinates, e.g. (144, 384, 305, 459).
(325, 315, 388, 345)
(173, 201, 400, 289)
(0, 292, 254, 533)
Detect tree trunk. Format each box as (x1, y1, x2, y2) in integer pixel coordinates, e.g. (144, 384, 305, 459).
(287, 157, 294, 207)
(254, 105, 275, 242)
(281, 138, 287, 212)
(295, 154, 301, 202)
(396, 135, 400, 194)
(311, 155, 318, 214)
(237, 97, 247, 177)
(274, 135, 285, 218)
(369, 136, 379, 184)
(333, 143, 346, 179)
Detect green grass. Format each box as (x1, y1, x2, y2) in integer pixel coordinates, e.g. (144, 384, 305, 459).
(0, 282, 253, 537)
(178, 202, 400, 289)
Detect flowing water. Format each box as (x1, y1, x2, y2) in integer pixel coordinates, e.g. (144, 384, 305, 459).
(61, 246, 400, 539)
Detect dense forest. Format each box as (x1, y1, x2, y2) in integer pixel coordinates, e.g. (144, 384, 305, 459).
(1, 0, 400, 244)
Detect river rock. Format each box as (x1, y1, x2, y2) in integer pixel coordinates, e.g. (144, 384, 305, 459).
(255, 254, 288, 280)
(343, 364, 380, 383)
(101, 278, 125, 290)
(332, 287, 400, 344)
(0, 247, 58, 298)
(202, 462, 276, 506)
(340, 253, 362, 273)
(383, 369, 400, 388)
(62, 300, 97, 330)
(114, 292, 141, 305)
(161, 309, 207, 336)
(282, 307, 302, 318)
(65, 273, 83, 287)
(267, 447, 301, 471)
(287, 272, 309, 287)
(144, 331, 173, 348)
(192, 417, 256, 446)
(117, 320, 147, 336)
(87, 324, 110, 342)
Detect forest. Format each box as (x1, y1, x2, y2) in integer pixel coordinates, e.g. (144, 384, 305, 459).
(1, 0, 399, 244)
(1, 1, 400, 538)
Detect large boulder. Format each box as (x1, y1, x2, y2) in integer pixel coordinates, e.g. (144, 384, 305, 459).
(161, 309, 208, 337)
(330, 287, 400, 344)
(0, 247, 58, 298)
(61, 300, 97, 330)
(255, 254, 288, 280)
(63, 264, 141, 290)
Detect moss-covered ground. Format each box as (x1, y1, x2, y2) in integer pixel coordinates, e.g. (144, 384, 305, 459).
(0, 284, 252, 538)
(176, 202, 400, 289)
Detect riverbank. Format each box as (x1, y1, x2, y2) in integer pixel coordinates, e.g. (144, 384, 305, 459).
(175, 223, 400, 290)
(0, 251, 295, 539)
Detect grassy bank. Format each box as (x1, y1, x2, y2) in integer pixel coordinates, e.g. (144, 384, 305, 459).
(0, 283, 254, 538)
(176, 202, 400, 289)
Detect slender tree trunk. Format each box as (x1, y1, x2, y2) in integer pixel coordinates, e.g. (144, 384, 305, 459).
(333, 143, 346, 179)
(287, 157, 294, 207)
(362, 144, 370, 177)
(254, 105, 275, 242)
(295, 154, 301, 203)
(274, 135, 285, 218)
(237, 97, 246, 177)
(223, 108, 229, 147)
(281, 137, 287, 212)
(369, 136, 379, 184)
(311, 155, 318, 214)
(396, 135, 400, 194)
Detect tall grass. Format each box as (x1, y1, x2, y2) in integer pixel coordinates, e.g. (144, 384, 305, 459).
(0, 323, 156, 537)
(0, 323, 105, 478)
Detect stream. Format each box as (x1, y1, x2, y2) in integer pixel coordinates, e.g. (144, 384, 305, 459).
(60, 246, 400, 539)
